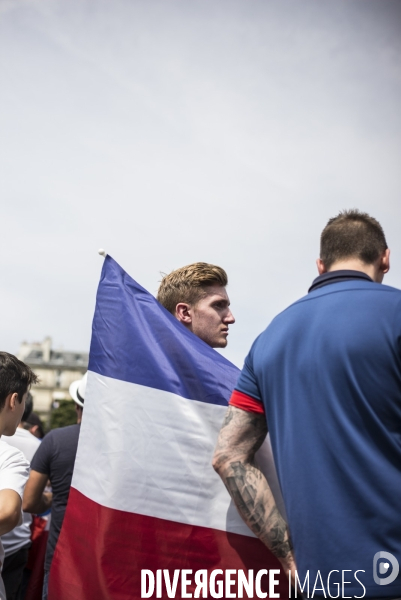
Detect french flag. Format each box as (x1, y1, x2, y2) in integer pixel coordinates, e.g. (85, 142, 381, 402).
(48, 256, 288, 599)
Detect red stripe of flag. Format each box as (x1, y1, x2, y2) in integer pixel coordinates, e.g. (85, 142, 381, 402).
(49, 488, 289, 599)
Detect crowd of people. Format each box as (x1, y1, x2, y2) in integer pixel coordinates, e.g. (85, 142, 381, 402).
(0, 364, 85, 600)
(0, 209, 399, 599)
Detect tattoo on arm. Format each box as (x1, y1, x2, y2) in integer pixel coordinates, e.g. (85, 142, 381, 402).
(213, 406, 293, 563)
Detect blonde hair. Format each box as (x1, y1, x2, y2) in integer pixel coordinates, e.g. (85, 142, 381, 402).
(157, 262, 228, 314)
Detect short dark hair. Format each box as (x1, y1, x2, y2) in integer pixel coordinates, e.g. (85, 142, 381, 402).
(0, 352, 38, 411)
(320, 210, 387, 270)
(24, 412, 45, 439)
(157, 262, 228, 315)
(22, 392, 34, 422)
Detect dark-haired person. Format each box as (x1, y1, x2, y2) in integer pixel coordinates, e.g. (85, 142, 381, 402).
(2, 393, 40, 600)
(0, 352, 38, 600)
(157, 262, 235, 348)
(23, 372, 86, 600)
(24, 412, 45, 440)
(213, 210, 401, 598)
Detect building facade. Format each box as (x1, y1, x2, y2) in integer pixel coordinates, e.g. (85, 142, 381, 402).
(18, 337, 88, 418)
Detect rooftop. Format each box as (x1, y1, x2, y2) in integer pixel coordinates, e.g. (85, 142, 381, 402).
(19, 337, 88, 369)
(24, 349, 88, 368)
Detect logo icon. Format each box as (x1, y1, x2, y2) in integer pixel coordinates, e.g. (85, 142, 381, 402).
(373, 552, 399, 586)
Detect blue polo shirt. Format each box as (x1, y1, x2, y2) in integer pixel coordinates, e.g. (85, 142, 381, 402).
(231, 271, 401, 598)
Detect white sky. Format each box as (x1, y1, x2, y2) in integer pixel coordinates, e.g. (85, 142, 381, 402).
(1, 0, 400, 367)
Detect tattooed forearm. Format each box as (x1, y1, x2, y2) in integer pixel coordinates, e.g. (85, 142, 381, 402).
(265, 506, 293, 558)
(213, 406, 295, 568)
(225, 460, 292, 559)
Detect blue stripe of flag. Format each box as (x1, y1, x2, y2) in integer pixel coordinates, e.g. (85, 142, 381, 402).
(89, 256, 240, 406)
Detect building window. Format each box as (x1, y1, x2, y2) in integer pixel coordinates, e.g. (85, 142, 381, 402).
(55, 370, 62, 388)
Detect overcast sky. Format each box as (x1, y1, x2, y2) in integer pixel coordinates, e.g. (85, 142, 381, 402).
(1, 0, 400, 367)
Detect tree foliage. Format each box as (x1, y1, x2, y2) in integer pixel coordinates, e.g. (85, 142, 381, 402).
(50, 400, 77, 430)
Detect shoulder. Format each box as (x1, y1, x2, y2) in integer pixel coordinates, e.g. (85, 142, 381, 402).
(274, 281, 401, 320)
(52, 424, 80, 441)
(0, 441, 29, 496)
(305, 280, 401, 302)
(42, 423, 78, 440)
(3, 429, 40, 462)
(0, 440, 29, 470)
(31, 430, 56, 464)
(41, 424, 80, 450)
(376, 282, 401, 304)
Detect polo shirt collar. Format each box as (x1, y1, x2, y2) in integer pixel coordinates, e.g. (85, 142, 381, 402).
(308, 269, 373, 293)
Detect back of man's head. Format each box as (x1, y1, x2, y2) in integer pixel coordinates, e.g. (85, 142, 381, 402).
(25, 412, 45, 439)
(320, 209, 387, 270)
(0, 352, 38, 411)
(22, 392, 34, 423)
(157, 262, 228, 314)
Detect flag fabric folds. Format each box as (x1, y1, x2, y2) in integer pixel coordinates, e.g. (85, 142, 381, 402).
(48, 256, 288, 599)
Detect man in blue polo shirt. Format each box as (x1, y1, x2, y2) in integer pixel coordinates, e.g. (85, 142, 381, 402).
(213, 210, 401, 599)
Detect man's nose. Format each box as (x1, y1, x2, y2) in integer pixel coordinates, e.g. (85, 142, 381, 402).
(224, 309, 235, 324)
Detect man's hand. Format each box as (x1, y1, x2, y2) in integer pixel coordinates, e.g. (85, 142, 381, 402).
(23, 470, 52, 514)
(212, 406, 296, 575)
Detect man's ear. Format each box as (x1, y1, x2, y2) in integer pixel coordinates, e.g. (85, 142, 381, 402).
(175, 303, 193, 325)
(5, 393, 19, 412)
(380, 248, 390, 275)
(316, 258, 327, 275)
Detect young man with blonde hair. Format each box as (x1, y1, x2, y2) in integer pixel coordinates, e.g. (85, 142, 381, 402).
(157, 262, 235, 348)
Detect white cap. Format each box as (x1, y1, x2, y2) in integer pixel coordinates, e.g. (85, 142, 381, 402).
(69, 372, 87, 408)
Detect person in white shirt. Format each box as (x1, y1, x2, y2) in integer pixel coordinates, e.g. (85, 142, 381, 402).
(2, 393, 41, 600)
(0, 352, 38, 600)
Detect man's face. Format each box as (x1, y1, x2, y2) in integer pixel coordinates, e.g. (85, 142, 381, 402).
(189, 285, 235, 348)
